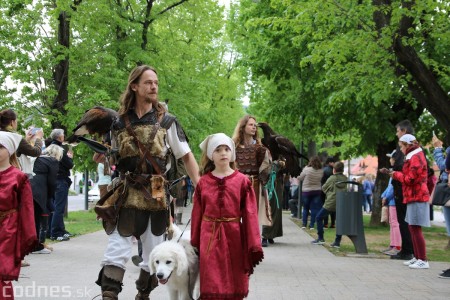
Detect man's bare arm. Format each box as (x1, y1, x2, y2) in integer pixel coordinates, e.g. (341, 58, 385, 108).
(182, 152, 200, 187)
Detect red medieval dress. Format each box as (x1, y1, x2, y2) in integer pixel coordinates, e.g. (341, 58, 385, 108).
(0, 166, 37, 300)
(191, 170, 264, 299)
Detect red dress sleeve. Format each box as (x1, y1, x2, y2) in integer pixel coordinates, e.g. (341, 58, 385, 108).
(16, 175, 38, 264)
(241, 178, 264, 275)
(190, 179, 202, 250)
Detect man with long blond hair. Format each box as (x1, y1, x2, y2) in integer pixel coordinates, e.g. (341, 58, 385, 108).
(94, 65, 199, 300)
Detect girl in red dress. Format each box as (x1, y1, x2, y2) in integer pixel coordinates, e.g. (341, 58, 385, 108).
(0, 132, 37, 300)
(191, 133, 264, 299)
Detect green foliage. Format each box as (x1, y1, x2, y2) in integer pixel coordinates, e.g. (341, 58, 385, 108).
(1, 0, 246, 170)
(228, 0, 449, 159)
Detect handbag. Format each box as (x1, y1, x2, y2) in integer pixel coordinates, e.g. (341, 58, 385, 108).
(431, 181, 450, 207)
(380, 206, 389, 223)
(166, 151, 188, 198)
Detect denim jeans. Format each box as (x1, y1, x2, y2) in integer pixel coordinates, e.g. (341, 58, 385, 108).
(302, 192, 322, 228)
(443, 206, 450, 236)
(288, 198, 298, 217)
(51, 178, 69, 237)
(363, 194, 372, 212)
(316, 207, 330, 240)
(323, 211, 336, 226)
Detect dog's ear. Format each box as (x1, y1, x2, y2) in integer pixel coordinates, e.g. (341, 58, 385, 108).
(149, 251, 156, 275)
(175, 249, 188, 277)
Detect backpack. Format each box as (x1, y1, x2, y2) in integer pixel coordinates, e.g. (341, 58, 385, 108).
(165, 150, 188, 198)
(159, 112, 189, 198)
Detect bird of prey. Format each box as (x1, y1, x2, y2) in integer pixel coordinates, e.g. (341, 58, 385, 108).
(257, 122, 308, 177)
(66, 106, 118, 144)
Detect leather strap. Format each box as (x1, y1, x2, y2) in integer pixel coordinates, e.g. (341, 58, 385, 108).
(149, 122, 160, 141)
(0, 208, 17, 222)
(125, 173, 152, 200)
(123, 114, 161, 175)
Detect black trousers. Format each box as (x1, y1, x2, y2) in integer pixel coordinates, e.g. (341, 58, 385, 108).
(395, 197, 413, 255)
(33, 203, 49, 245)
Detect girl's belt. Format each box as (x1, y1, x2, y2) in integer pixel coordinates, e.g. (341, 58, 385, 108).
(202, 216, 240, 222)
(202, 215, 240, 254)
(0, 209, 17, 222)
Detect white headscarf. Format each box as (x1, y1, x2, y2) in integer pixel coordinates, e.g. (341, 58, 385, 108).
(199, 133, 236, 162)
(0, 132, 22, 156)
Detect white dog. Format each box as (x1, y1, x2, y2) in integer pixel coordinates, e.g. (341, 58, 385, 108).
(149, 225, 199, 300)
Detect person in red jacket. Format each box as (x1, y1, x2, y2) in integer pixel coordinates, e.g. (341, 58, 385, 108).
(382, 134, 431, 269)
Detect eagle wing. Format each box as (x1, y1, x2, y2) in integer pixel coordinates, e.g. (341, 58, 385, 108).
(73, 106, 118, 135)
(275, 136, 299, 155)
(257, 122, 307, 176)
(66, 106, 118, 143)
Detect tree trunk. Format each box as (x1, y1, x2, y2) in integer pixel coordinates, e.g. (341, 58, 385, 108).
(373, 0, 450, 143)
(393, 0, 450, 142)
(370, 143, 393, 226)
(51, 10, 70, 131)
(393, 39, 450, 136)
(307, 140, 316, 158)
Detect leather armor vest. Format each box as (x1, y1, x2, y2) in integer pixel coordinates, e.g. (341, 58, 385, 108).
(109, 109, 178, 237)
(236, 144, 266, 176)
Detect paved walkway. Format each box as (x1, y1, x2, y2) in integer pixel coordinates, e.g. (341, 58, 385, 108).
(14, 197, 449, 299)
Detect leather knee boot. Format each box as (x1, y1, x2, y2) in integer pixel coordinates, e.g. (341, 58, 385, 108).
(135, 269, 158, 300)
(95, 265, 125, 300)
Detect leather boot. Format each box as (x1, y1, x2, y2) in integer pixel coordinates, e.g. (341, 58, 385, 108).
(445, 238, 450, 251)
(135, 269, 158, 300)
(102, 291, 118, 300)
(95, 265, 125, 300)
(176, 212, 183, 225)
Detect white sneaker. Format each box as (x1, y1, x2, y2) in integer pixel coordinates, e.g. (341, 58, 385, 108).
(403, 257, 417, 266)
(409, 259, 429, 269)
(32, 248, 52, 254)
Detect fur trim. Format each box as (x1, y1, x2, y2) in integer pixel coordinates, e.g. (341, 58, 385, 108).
(123, 186, 166, 211)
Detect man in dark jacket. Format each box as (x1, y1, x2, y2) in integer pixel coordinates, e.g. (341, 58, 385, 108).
(50, 129, 74, 241)
(390, 120, 414, 260)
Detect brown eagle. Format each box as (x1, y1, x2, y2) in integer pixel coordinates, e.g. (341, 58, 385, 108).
(257, 122, 308, 177)
(66, 106, 118, 144)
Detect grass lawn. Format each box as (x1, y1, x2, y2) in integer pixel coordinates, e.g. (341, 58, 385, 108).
(290, 211, 450, 263)
(65, 209, 103, 235)
(45, 210, 103, 243)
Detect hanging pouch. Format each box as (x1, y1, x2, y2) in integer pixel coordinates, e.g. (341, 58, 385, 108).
(151, 175, 166, 202)
(94, 182, 127, 234)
